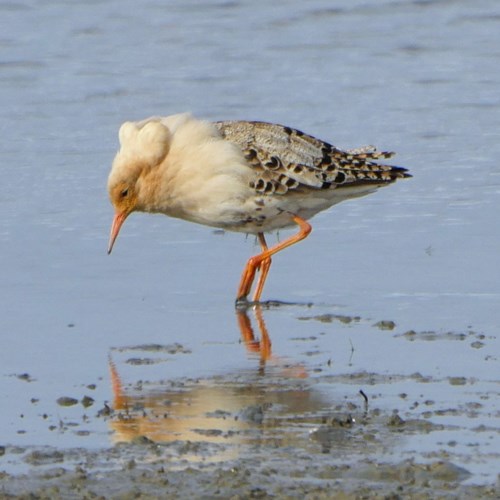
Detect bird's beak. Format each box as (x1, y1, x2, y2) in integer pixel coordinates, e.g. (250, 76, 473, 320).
(107, 211, 128, 254)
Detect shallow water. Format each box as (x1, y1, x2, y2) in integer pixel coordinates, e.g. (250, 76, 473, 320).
(1, 0, 499, 493)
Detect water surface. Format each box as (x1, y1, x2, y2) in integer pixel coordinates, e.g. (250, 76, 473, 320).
(0, 0, 499, 490)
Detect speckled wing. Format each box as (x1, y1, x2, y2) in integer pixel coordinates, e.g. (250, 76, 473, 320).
(214, 120, 410, 195)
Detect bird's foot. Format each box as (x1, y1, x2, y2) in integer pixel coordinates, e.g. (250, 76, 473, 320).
(235, 297, 312, 311)
(235, 296, 257, 311)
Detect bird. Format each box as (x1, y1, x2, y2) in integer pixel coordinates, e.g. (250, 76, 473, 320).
(107, 113, 410, 303)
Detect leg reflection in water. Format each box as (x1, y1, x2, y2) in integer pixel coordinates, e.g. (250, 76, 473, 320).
(107, 306, 308, 446)
(237, 305, 272, 369)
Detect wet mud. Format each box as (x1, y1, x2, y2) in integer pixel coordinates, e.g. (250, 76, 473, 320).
(1, 309, 498, 498)
(1, 374, 498, 499)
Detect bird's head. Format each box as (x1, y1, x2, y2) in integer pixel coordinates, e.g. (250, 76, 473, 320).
(107, 119, 171, 254)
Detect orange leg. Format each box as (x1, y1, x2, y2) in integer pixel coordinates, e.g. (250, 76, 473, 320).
(236, 214, 312, 302)
(253, 233, 272, 302)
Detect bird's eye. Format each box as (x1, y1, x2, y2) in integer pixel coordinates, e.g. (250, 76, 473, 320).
(120, 188, 129, 198)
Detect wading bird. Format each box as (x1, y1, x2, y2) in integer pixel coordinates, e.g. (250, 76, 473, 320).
(107, 113, 410, 303)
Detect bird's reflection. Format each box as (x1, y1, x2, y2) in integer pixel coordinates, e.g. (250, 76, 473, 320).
(237, 305, 309, 377)
(107, 307, 316, 451)
(236, 305, 272, 371)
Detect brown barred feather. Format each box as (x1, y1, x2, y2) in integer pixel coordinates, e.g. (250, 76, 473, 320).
(215, 120, 410, 196)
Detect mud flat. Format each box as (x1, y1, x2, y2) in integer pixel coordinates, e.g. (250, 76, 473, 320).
(1, 367, 498, 499)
